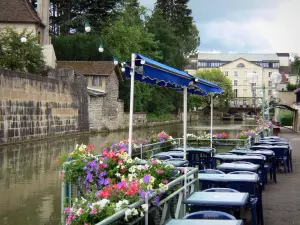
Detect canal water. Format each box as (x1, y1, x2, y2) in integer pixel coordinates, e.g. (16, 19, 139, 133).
(0, 120, 256, 225)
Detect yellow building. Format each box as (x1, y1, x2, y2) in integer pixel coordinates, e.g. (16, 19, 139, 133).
(185, 52, 291, 109)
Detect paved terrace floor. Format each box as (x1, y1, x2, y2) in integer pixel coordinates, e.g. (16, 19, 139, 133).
(263, 128, 300, 225)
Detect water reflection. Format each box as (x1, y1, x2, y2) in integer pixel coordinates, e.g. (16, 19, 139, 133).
(0, 120, 255, 225)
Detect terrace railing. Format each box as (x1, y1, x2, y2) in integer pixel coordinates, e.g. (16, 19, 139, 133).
(61, 167, 199, 225)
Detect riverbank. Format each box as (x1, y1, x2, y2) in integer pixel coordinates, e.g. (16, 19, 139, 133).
(0, 118, 183, 146)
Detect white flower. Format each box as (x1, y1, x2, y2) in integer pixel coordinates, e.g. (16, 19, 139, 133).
(125, 209, 132, 221)
(132, 208, 138, 216)
(115, 172, 121, 177)
(149, 176, 155, 183)
(163, 185, 169, 191)
(81, 197, 87, 204)
(141, 204, 149, 212)
(140, 211, 144, 217)
(127, 158, 133, 163)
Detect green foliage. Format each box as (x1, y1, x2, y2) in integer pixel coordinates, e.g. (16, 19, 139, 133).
(52, 33, 111, 61)
(286, 83, 299, 91)
(0, 27, 45, 74)
(278, 110, 293, 126)
(100, 3, 161, 62)
(147, 113, 174, 121)
(193, 69, 234, 108)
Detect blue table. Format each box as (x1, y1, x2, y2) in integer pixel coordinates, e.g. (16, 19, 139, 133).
(184, 192, 249, 206)
(199, 173, 259, 183)
(171, 147, 214, 155)
(153, 151, 184, 158)
(217, 163, 260, 173)
(230, 149, 274, 157)
(165, 219, 243, 225)
(214, 154, 265, 162)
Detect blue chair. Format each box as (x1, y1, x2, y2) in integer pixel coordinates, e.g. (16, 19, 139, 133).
(150, 154, 173, 160)
(183, 210, 236, 220)
(199, 169, 225, 190)
(202, 188, 239, 193)
(166, 158, 188, 166)
(187, 150, 210, 170)
(227, 181, 262, 225)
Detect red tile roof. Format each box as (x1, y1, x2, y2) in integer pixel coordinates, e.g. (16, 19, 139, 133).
(0, 0, 43, 25)
(57, 61, 116, 75)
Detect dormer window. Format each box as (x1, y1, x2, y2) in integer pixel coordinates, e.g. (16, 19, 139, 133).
(237, 63, 245, 68)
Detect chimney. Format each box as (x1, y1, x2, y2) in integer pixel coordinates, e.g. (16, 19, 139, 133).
(37, 0, 50, 45)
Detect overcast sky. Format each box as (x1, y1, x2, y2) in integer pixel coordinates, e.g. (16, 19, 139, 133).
(139, 0, 300, 54)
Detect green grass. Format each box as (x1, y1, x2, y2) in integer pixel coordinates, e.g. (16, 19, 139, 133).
(147, 113, 175, 121)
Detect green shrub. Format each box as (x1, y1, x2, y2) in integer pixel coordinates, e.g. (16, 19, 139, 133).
(278, 110, 293, 126)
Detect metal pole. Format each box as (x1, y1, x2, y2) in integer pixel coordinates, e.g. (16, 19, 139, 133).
(210, 94, 213, 148)
(128, 53, 136, 157)
(183, 86, 187, 160)
(262, 85, 265, 136)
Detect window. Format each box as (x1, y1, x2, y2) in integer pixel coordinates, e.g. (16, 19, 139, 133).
(269, 72, 272, 77)
(224, 71, 229, 76)
(234, 80, 238, 86)
(92, 76, 102, 86)
(273, 63, 279, 68)
(237, 63, 245, 68)
(268, 81, 272, 87)
(234, 71, 238, 77)
(234, 89, 238, 97)
(234, 99, 238, 105)
(268, 90, 272, 96)
(243, 100, 247, 105)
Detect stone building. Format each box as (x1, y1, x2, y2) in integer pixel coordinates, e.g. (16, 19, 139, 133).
(0, 0, 56, 68)
(57, 61, 124, 131)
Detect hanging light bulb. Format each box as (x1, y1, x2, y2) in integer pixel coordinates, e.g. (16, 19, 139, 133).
(141, 59, 145, 65)
(113, 57, 118, 65)
(85, 25, 91, 33)
(98, 43, 104, 52)
(20, 36, 27, 43)
(121, 67, 125, 72)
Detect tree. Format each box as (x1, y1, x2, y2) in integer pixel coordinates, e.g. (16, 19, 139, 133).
(155, 0, 200, 57)
(48, 0, 124, 35)
(0, 27, 45, 74)
(146, 9, 183, 68)
(193, 69, 234, 109)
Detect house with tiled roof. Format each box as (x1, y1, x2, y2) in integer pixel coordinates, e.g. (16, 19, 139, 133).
(57, 61, 124, 131)
(0, 0, 56, 68)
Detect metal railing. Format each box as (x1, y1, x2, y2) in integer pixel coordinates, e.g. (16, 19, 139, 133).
(61, 167, 199, 225)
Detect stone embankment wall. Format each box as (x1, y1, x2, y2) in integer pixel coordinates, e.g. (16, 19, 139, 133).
(0, 68, 89, 144)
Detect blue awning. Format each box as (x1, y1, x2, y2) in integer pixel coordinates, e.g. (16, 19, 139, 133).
(196, 78, 224, 94)
(125, 53, 223, 95)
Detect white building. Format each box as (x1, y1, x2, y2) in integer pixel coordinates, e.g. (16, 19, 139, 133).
(185, 52, 291, 109)
(0, 0, 56, 68)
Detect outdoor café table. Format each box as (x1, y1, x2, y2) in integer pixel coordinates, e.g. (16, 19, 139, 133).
(198, 173, 259, 183)
(230, 149, 275, 158)
(167, 159, 189, 167)
(165, 219, 243, 225)
(217, 163, 260, 173)
(214, 154, 266, 163)
(184, 192, 249, 206)
(183, 192, 250, 223)
(170, 147, 214, 156)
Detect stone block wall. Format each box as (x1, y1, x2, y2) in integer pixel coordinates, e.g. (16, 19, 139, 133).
(0, 68, 89, 143)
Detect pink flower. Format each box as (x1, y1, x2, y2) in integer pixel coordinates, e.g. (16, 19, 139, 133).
(162, 180, 169, 184)
(60, 172, 65, 179)
(151, 160, 157, 165)
(156, 169, 164, 174)
(90, 207, 98, 215)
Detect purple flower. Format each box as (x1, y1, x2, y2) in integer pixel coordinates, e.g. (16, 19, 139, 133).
(143, 175, 151, 183)
(86, 172, 93, 182)
(139, 190, 146, 198)
(153, 196, 160, 206)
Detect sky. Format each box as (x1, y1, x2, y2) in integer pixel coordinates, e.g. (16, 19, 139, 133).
(139, 0, 300, 54)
